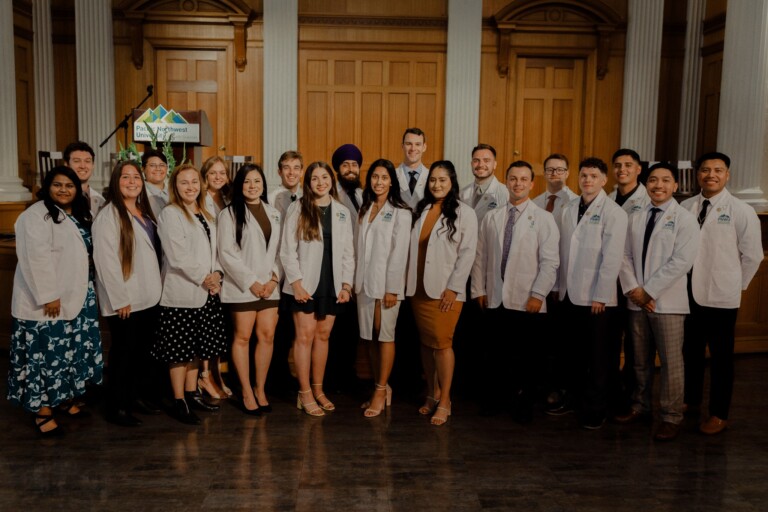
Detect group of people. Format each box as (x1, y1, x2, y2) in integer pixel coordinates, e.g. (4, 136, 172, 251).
(8, 130, 763, 441)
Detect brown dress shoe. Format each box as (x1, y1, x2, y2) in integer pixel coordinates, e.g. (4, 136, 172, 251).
(700, 416, 728, 435)
(654, 421, 680, 442)
(614, 409, 645, 424)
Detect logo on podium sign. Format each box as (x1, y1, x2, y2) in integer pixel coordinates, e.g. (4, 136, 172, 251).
(133, 105, 200, 143)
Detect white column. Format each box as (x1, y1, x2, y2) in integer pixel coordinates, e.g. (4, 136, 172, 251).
(619, 0, 664, 160)
(263, 0, 298, 189)
(0, 0, 32, 201)
(717, 0, 768, 211)
(75, 0, 116, 193)
(34, 0, 57, 158)
(676, 0, 705, 161)
(444, 0, 482, 188)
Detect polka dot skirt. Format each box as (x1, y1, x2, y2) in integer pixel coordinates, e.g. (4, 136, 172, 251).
(152, 293, 228, 364)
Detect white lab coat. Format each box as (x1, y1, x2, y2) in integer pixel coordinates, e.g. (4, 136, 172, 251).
(609, 183, 650, 216)
(396, 163, 429, 210)
(92, 203, 162, 316)
(270, 187, 302, 218)
(336, 184, 364, 241)
(354, 202, 411, 299)
(279, 200, 355, 295)
(217, 204, 283, 303)
(157, 205, 220, 308)
(459, 177, 509, 223)
(619, 200, 700, 313)
(12, 201, 89, 321)
(471, 200, 560, 312)
(406, 201, 478, 301)
(558, 189, 628, 306)
(204, 192, 228, 217)
(88, 188, 106, 217)
(680, 188, 764, 308)
(532, 187, 578, 232)
(145, 182, 169, 219)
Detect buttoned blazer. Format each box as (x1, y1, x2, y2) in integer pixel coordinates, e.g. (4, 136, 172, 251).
(12, 202, 89, 321)
(557, 189, 628, 306)
(609, 183, 650, 216)
(279, 199, 355, 296)
(532, 187, 578, 232)
(217, 204, 282, 303)
(396, 163, 429, 210)
(471, 201, 559, 312)
(354, 202, 411, 299)
(680, 189, 764, 308)
(89, 189, 106, 217)
(406, 201, 478, 301)
(459, 178, 509, 223)
(157, 205, 220, 308)
(619, 201, 700, 313)
(92, 203, 162, 316)
(336, 184, 364, 241)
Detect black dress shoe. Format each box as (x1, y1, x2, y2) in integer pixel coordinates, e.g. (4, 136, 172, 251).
(185, 391, 220, 412)
(134, 398, 163, 415)
(654, 421, 680, 441)
(170, 399, 201, 425)
(255, 397, 272, 414)
(240, 399, 262, 416)
(106, 410, 143, 427)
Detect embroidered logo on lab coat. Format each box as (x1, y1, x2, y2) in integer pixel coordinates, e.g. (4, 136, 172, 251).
(338, 211, 346, 222)
(488, 201, 498, 209)
(663, 218, 675, 230)
(717, 214, 730, 224)
(589, 214, 601, 224)
(382, 211, 393, 222)
(630, 204, 643, 212)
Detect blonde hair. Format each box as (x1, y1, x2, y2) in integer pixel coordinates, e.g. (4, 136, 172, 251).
(168, 164, 214, 222)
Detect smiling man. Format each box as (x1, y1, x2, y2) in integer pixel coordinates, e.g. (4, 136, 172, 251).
(616, 163, 700, 442)
(609, 148, 650, 214)
(532, 153, 578, 230)
(680, 152, 763, 435)
(459, 144, 509, 223)
(64, 141, 104, 216)
(269, 151, 304, 217)
(396, 128, 429, 209)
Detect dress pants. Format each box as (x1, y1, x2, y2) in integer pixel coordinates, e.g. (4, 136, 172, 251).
(607, 290, 635, 413)
(106, 306, 159, 414)
(683, 298, 739, 419)
(562, 295, 612, 418)
(629, 310, 685, 424)
(544, 293, 568, 396)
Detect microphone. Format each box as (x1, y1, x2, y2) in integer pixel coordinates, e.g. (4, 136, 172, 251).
(147, 84, 154, 95)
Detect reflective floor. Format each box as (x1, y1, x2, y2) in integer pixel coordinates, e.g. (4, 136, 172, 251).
(1, 354, 767, 511)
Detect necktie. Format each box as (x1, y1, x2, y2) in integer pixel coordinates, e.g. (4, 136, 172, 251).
(697, 199, 710, 227)
(408, 171, 417, 194)
(290, 194, 297, 202)
(545, 194, 557, 213)
(349, 191, 360, 212)
(500, 207, 517, 278)
(472, 186, 483, 208)
(642, 207, 662, 276)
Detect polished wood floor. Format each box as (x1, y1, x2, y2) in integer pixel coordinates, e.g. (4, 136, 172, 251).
(1, 354, 767, 511)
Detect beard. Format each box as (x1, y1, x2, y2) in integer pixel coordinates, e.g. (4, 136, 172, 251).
(339, 174, 361, 193)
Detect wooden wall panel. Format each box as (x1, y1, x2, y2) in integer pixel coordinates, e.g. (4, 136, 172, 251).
(698, 56, 722, 156)
(15, 37, 35, 188)
(232, 45, 262, 161)
(299, 50, 445, 169)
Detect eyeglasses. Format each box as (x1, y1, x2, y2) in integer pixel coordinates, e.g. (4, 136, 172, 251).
(146, 163, 168, 170)
(544, 167, 567, 175)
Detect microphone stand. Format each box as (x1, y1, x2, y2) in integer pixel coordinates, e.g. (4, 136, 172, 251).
(100, 85, 154, 149)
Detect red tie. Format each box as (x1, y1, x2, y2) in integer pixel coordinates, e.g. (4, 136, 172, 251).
(546, 195, 557, 213)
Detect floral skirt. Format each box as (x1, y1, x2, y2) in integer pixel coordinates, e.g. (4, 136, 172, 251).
(7, 280, 103, 412)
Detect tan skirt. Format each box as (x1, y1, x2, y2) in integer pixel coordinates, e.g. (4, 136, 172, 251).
(410, 294, 463, 350)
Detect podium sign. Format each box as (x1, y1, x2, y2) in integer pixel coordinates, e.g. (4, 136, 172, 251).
(132, 106, 212, 146)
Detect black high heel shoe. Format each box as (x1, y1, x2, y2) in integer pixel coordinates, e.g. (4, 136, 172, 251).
(170, 399, 201, 425)
(185, 391, 220, 412)
(34, 414, 65, 437)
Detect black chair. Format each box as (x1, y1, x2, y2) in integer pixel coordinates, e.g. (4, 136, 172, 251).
(224, 155, 253, 181)
(38, 150, 64, 184)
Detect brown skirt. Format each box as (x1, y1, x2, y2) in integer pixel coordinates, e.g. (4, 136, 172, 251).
(229, 299, 280, 313)
(410, 295, 463, 349)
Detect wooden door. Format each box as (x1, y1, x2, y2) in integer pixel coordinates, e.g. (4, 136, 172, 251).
(299, 49, 445, 170)
(155, 49, 230, 164)
(513, 57, 585, 195)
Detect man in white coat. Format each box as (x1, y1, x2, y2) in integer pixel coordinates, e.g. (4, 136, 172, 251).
(459, 144, 509, 223)
(555, 157, 628, 429)
(268, 150, 304, 217)
(331, 143, 365, 238)
(607, 148, 651, 416)
(532, 153, 578, 230)
(615, 163, 700, 442)
(64, 141, 105, 216)
(472, 160, 559, 423)
(396, 128, 429, 210)
(681, 152, 764, 435)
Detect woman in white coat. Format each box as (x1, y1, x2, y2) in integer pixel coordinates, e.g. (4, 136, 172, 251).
(355, 159, 411, 417)
(199, 155, 232, 399)
(153, 164, 227, 425)
(218, 163, 282, 415)
(8, 166, 103, 436)
(93, 160, 162, 427)
(280, 161, 355, 416)
(407, 160, 478, 426)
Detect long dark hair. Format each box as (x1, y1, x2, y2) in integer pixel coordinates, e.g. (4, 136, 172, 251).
(297, 161, 339, 242)
(358, 159, 409, 221)
(414, 160, 460, 242)
(227, 163, 268, 248)
(38, 166, 92, 226)
(105, 160, 155, 280)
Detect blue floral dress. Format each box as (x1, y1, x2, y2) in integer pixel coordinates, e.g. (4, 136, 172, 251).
(7, 216, 103, 412)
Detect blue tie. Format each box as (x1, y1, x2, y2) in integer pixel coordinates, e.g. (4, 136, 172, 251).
(500, 207, 517, 278)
